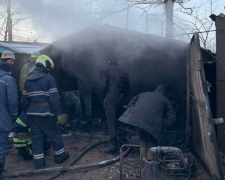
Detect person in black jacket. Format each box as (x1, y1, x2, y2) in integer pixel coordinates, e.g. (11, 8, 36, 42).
(0, 62, 18, 176)
(21, 55, 69, 169)
(118, 85, 176, 161)
(100, 56, 130, 154)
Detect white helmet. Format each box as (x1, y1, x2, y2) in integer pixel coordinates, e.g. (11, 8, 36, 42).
(1, 51, 15, 60)
(35, 55, 54, 70)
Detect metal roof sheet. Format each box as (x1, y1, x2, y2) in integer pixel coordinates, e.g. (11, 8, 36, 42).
(0, 42, 48, 54)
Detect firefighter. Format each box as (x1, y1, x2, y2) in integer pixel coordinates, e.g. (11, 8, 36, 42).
(100, 55, 130, 154)
(0, 51, 15, 66)
(19, 52, 40, 92)
(12, 112, 32, 160)
(0, 62, 18, 175)
(16, 52, 51, 160)
(21, 55, 69, 169)
(12, 112, 51, 160)
(118, 85, 176, 161)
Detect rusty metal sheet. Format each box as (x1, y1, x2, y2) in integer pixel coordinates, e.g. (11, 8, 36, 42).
(188, 33, 224, 180)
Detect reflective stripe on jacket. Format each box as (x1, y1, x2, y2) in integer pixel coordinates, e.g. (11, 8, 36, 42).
(21, 71, 61, 117)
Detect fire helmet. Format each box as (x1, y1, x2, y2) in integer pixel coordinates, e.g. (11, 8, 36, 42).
(29, 51, 41, 63)
(1, 51, 15, 61)
(30, 51, 41, 59)
(35, 55, 54, 70)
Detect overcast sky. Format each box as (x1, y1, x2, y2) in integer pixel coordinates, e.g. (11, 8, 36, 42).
(2, 0, 225, 47)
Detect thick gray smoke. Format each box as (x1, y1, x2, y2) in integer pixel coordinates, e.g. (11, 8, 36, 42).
(41, 24, 188, 100)
(40, 24, 188, 132)
(21, 0, 96, 40)
(20, 1, 163, 42)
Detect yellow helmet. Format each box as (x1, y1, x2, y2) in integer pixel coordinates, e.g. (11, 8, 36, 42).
(35, 55, 54, 70)
(1, 51, 15, 60)
(30, 51, 41, 59)
(29, 51, 41, 63)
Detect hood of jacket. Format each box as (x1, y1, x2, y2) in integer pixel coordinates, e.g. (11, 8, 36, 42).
(26, 65, 48, 80)
(0, 69, 10, 78)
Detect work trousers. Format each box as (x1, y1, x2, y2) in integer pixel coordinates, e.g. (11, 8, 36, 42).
(29, 116, 65, 168)
(137, 128, 157, 148)
(63, 90, 83, 127)
(105, 107, 126, 145)
(0, 132, 9, 166)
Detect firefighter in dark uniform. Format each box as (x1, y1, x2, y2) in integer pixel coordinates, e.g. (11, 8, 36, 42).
(21, 55, 69, 169)
(12, 111, 51, 160)
(0, 62, 18, 176)
(100, 56, 130, 154)
(12, 112, 32, 160)
(15, 52, 48, 161)
(118, 85, 176, 161)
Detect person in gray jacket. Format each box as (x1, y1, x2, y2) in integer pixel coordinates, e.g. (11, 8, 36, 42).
(118, 85, 176, 161)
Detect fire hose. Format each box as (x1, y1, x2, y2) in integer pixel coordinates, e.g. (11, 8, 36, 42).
(46, 139, 108, 180)
(1, 139, 131, 179)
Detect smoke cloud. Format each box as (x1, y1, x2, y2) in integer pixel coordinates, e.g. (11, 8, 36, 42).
(21, 0, 97, 41)
(41, 24, 188, 101)
(20, 0, 164, 42)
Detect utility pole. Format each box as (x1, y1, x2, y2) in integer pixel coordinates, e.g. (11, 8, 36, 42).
(126, 4, 130, 29)
(7, 0, 12, 41)
(164, 0, 175, 38)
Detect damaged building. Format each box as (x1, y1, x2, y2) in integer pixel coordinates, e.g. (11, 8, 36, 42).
(41, 24, 188, 144)
(38, 24, 223, 179)
(3, 15, 225, 180)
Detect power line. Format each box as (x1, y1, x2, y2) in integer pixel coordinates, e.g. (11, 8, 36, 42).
(175, 28, 225, 37)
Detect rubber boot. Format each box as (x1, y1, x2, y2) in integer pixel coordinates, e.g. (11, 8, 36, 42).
(104, 139, 119, 154)
(0, 164, 4, 176)
(147, 148, 153, 161)
(34, 158, 45, 169)
(54, 152, 69, 164)
(18, 147, 33, 160)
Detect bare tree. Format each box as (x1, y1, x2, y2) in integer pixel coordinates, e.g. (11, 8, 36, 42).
(0, 0, 43, 42)
(80, 0, 217, 50)
(174, 0, 217, 50)
(83, 0, 191, 38)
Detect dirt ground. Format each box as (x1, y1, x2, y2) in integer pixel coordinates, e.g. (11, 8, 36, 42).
(2, 122, 214, 180)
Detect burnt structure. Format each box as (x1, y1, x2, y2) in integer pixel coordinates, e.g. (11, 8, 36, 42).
(41, 25, 188, 144)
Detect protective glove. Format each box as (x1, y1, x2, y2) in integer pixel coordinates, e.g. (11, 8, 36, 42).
(57, 114, 68, 125)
